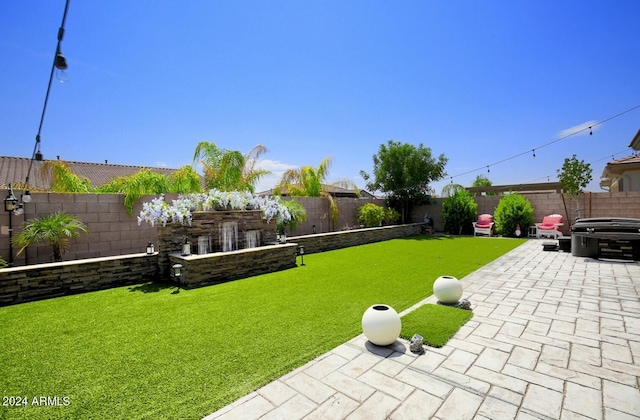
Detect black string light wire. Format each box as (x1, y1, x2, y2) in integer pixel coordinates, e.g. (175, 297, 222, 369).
(525, 149, 632, 184)
(447, 104, 640, 183)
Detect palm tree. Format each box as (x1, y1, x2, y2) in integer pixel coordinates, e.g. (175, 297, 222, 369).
(14, 211, 89, 262)
(274, 156, 359, 228)
(192, 142, 271, 192)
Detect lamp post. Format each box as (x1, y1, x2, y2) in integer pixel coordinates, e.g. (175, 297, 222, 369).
(4, 185, 19, 267)
(297, 245, 305, 266)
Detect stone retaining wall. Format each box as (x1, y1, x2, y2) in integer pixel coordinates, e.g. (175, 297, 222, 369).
(157, 210, 277, 279)
(288, 223, 426, 254)
(168, 244, 298, 288)
(0, 253, 158, 306)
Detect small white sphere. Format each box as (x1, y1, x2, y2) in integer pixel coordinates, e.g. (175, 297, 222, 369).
(433, 275, 463, 304)
(361, 304, 401, 346)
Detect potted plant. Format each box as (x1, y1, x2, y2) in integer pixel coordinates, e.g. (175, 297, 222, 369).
(14, 211, 89, 262)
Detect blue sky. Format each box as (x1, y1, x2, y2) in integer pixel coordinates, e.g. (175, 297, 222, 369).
(2, 1, 639, 194)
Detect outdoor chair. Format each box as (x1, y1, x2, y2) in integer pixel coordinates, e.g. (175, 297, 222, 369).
(472, 214, 494, 236)
(535, 214, 564, 239)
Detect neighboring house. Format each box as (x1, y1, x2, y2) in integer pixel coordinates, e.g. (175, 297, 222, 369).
(0, 156, 181, 190)
(599, 129, 640, 192)
(257, 184, 362, 198)
(358, 189, 380, 199)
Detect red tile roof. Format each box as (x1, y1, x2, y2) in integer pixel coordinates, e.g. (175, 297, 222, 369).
(258, 183, 361, 197)
(607, 154, 640, 166)
(0, 156, 180, 190)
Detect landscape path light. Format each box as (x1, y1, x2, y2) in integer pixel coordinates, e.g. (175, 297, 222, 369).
(146, 242, 155, 255)
(182, 238, 191, 256)
(171, 264, 182, 279)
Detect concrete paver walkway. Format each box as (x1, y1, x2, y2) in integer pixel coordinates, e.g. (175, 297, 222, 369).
(205, 240, 640, 419)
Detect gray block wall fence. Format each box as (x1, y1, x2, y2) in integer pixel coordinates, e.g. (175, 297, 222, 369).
(2, 189, 640, 306)
(2, 190, 640, 266)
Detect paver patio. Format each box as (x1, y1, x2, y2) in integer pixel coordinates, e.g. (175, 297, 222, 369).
(205, 239, 640, 419)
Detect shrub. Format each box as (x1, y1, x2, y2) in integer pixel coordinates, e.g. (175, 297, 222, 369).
(358, 203, 385, 227)
(494, 193, 533, 237)
(0, 256, 7, 268)
(383, 207, 401, 225)
(442, 190, 477, 235)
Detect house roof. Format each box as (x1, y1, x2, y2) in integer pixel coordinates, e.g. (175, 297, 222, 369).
(0, 156, 180, 190)
(601, 154, 640, 177)
(257, 183, 361, 197)
(466, 182, 562, 194)
(629, 128, 640, 150)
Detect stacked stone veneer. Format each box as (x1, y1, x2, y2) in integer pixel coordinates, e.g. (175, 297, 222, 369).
(289, 223, 426, 254)
(0, 253, 158, 306)
(157, 210, 277, 279)
(168, 244, 298, 287)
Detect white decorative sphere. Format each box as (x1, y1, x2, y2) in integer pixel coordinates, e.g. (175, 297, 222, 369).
(361, 304, 402, 346)
(433, 275, 463, 304)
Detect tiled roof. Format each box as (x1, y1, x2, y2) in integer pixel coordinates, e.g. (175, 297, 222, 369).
(257, 183, 360, 197)
(607, 154, 640, 166)
(0, 156, 180, 190)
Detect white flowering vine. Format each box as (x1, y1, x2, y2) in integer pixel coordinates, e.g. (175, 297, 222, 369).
(137, 189, 292, 227)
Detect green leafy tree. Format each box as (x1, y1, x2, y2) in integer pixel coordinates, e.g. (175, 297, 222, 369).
(167, 165, 202, 194)
(361, 140, 447, 223)
(14, 211, 89, 262)
(557, 154, 592, 220)
(470, 175, 496, 196)
(441, 190, 477, 235)
(494, 193, 533, 237)
(275, 156, 358, 228)
(193, 142, 270, 192)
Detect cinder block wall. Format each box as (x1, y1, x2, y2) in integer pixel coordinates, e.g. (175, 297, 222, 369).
(281, 196, 386, 235)
(0, 191, 162, 266)
(2, 190, 640, 266)
(410, 191, 640, 234)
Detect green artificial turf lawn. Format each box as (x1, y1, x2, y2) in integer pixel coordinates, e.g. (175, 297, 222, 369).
(0, 236, 521, 419)
(401, 303, 474, 347)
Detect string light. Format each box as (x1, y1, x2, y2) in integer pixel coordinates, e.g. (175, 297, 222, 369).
(525, 149, 631, 183)
(446, 104, 640, 183)
(532, 149, 536, 158)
